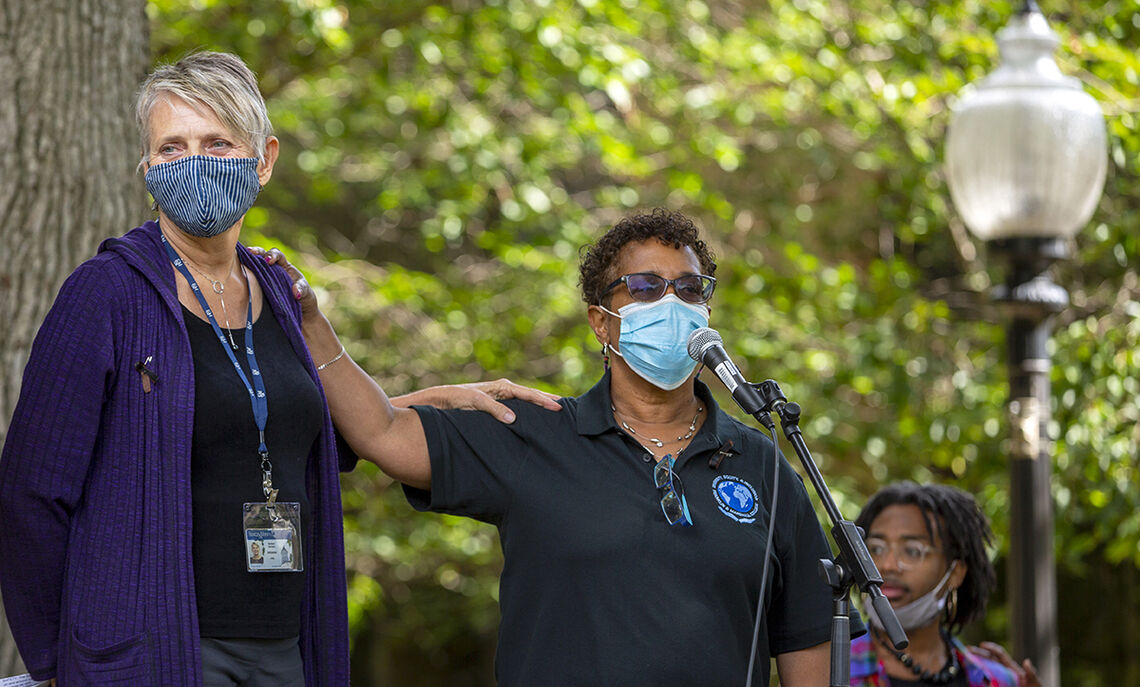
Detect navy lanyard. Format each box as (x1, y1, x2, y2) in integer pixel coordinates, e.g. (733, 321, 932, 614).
(161, 233, 269, 458)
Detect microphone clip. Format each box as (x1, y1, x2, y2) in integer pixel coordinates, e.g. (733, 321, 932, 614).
(707, 439, 739, 470)
(753, 380, 786, 413)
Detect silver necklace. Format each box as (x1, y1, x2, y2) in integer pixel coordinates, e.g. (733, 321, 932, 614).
(185, 258, 242, 350)
(611, 403, 703, 448)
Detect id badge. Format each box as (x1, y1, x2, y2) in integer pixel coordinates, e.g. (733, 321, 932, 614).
(243, 502, 303, 573)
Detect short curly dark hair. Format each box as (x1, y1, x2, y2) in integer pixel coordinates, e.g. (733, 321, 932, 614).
(855, 482, 997, 634)
(578, 208, 717, 306)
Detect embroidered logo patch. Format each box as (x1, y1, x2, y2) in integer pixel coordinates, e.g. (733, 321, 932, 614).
(712, 475, 759, 523)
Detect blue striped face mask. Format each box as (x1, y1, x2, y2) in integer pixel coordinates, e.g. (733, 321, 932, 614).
(145, 155, 262, 238)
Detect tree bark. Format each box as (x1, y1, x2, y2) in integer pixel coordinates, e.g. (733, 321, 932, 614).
(0, 0, 149, 676)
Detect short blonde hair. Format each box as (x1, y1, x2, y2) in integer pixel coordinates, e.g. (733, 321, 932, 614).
(135, 51, 272, 167)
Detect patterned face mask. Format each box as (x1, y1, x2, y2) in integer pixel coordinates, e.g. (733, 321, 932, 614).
(145, 155, 261, 238)
(600, 294, 710, 391)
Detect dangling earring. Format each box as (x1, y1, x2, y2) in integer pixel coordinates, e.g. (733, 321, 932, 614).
(602, 343, 610, 370)
(945, 587, 959, 624)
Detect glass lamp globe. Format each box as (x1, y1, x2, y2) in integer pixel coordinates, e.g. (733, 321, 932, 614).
(944, 3, 1107, 242)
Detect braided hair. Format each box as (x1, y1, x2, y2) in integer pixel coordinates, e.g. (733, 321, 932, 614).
(855, 482, 996, 633)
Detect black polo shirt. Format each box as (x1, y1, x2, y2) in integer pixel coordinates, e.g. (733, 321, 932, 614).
(405, 372, 858, 686)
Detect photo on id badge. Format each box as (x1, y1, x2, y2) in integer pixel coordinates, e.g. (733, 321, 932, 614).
(246, 528, 297, 571)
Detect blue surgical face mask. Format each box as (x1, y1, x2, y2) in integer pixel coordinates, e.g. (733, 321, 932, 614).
(600, 294, 710, 391)
(145, 155, 262, 238)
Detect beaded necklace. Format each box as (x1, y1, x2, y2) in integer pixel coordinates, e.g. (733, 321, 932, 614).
(611, 403, 702, 452)
(873, 625, 961, 684)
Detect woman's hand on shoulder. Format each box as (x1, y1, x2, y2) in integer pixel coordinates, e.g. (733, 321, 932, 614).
(392, 378, 562, 424)
(247, 246, 319, 320)
(971, 641, 1041, 687)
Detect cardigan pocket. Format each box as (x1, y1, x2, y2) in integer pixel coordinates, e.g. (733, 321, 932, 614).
(68, 629, 152, 686)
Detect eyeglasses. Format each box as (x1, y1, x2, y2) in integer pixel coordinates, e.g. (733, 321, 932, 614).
(654, 454, 693, 527)
(602, 272, 716, 305)
(865, 538, 937, 570)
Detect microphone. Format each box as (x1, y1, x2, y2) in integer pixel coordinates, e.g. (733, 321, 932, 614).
(687, 327, 765, 416)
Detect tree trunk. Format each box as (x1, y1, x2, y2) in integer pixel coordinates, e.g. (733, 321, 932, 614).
(0, 0, 149, 676)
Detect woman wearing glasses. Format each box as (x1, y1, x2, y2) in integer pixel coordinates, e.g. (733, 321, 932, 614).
(851, 482, 1040, 686)
(270, 208, 842, 685)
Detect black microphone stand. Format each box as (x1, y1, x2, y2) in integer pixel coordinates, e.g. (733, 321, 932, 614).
(746, 379, 909, 687)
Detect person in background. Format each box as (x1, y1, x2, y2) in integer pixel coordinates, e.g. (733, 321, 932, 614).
(0, 51, 556, 687)
(267, 208, 857, 685)
(851, 482, 1041, 687)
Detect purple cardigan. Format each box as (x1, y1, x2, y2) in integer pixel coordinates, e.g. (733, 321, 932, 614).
(0, 221, 353, 685)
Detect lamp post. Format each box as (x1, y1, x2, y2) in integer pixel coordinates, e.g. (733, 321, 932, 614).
(943, 2, 1107, 686)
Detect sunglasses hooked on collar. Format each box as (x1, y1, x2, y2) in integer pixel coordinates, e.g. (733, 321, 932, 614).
(654, 454, 693, 526)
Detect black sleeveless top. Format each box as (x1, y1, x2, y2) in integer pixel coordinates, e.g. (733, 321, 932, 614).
(184, 303, 323, 637)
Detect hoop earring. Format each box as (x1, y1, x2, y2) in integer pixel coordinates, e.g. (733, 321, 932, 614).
(945, 587, 959, 624)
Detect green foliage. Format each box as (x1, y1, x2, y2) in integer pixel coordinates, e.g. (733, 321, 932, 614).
(151, 1, 1139, 683)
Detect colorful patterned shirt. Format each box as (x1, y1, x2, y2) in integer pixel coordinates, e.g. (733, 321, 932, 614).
(850, 632, 1020, 686)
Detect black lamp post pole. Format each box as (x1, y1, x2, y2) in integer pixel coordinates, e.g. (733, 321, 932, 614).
(993, 237, 1066, 687)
